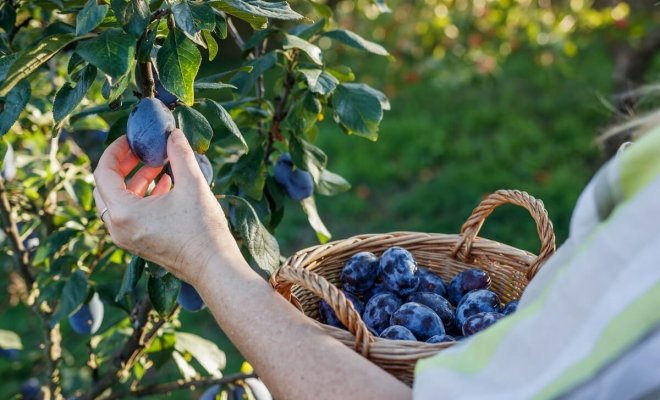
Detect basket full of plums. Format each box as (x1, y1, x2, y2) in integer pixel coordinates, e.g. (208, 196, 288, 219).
(270, 190, 556, 385)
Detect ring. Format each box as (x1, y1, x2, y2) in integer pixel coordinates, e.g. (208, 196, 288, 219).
(99, 207, 109, 222)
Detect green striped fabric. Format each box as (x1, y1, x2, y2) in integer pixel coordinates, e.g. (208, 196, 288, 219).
(413, 126, 660, 399)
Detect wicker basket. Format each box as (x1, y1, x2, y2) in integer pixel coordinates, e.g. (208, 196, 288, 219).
(269, 190, 556, 385)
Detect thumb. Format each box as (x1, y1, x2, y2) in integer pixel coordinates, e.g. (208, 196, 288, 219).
(167, 129, 205, 186)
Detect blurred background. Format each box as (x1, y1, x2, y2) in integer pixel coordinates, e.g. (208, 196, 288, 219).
(4, 0, 660, 397)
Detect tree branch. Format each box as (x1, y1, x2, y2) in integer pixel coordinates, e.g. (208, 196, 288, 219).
(226, 17, 246, 53)
(265, 54, 297, 163)
(106, 372, 258, 400)
(0, 176, 33, 287)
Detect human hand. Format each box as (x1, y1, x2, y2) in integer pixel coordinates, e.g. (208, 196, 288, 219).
(92, 129, 238, 285)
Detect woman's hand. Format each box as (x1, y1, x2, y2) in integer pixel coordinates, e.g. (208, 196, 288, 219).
(92, 129, 239, 285)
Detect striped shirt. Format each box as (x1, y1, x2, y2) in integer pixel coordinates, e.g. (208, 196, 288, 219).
(414, 127, 660, 399)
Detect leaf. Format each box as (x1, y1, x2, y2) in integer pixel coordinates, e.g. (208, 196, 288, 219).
(105, 115, 129, 144)
(194, 82, 236, 90)
(309, 71, 338, 95)
(289, 135, 327, 183)
(0, 2, 16, 33)
(372, 0, 391, 13)
(282, 90, 321, 135)
(210, 0, 303, 29)
(354, 82, 390, 110)
(0, 52, 20, 82)
(172, 351, 198, 380)
(283, 34, 322, 65)
(301, 197, 331, 243)
(170, 0, 205, 47)
(137, 27, 158, 63)
(331, 83, 384, 141)
(175, 332, 226, 377)
(215, 13, 227, 39)
(289, 17, 326, 40)
(156, 28, 201, 106)
(189, 2, 216, 32)
(101, 66, 132, 103)
(0, 80, 30, 137)
(148, 273, 181, 316)
(53, 65, 97, 123)
(115, 255, 145, 301)
(322, 29, 389, 56)
(326, 65, 355, 82)
(76, 28, 136, 80)
(174, 105, 213, 153)
(0, 34, 83, 97)
(0, 139, 7, 171)
(111, 0, 151, 37)
(50, 270, 89, 325)
(227, 195, 280, 274)
(76, 0, 109, 35)
(205, 99, 247, 151)
(316, 169, 350, 196)
(0, 330, 22, 350)
(231, 145, 266, 200)
(67, 52, 86, 75)
(202, 30, 218, 61)
(297, 69, 321, 88)
(230, 51, 276, 96)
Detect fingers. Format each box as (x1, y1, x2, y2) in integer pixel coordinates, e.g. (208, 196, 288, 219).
(94, 136, 139, 207)
(167, 129, 205, 186)
(151, 174, 172, 196)
(93, 188, 111, 228)
(126, 165, 164, 197)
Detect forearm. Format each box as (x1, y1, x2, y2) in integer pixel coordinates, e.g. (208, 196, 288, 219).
(195, 251, 411, 400)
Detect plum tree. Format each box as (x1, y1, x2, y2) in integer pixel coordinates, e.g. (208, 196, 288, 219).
(126, 98, 176, 167)
(274, 153, 314, 201)
(68, 293, 104, 335)
(177, 281, 205, 312)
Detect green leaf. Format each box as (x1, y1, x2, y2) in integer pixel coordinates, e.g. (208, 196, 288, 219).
(101, 66, 132, 103)
(202, 30, 218, 61)
(172, 351, 197, 380)
(210, 0, 303, 28)
(156, 28, 201, 106)
(106, 115, 129, 144)
(0, 52, 20, 82)
(227, 195, 280, 274)
(51, 270, 89, 325)
(194, 82, 236, 90)
(322, 29, 389, 56)
(232, 145, 266, 200)
(76, 28, 136, 80)
(111, 0, 151, 37)
(230, 51, 276, 96)
(372, 0, 391, 13)
(115, 255, 145, 301)
(76, 0, 109, 35)
(283, 33, 322, 65)
(0, 2, 16, 33)
(0, 34, 83, 97)
(175, 332, 226, 377)
(0, 80, 30, 137)
(282, 90, 321, 135)
(189, 2, 216, 31)
(137, 27, 158, 63)
(289, 134, 327, 183)
(331, 83, 384, 141)
(148, 273, 181, 316)
(316, 169, 350, 196)
(301, 197, 331, 243)
(205, 99, 247, 152)
(289, 17, 326, 40)
(215, 13, 227, 39)
(309, 71, 338, 95)
(170, 0, 205, 47)
(0, 139, 7, 171)
(326, 65, 355, 82)
(0, 330, 22, 350)
(67, 52, 86, 75)
(174, 105, 213, 153)
(53, 65, 97, 123)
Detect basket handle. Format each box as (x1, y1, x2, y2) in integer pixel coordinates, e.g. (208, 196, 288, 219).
(450, 189, 556, 280)
(270, 263, 375, 356)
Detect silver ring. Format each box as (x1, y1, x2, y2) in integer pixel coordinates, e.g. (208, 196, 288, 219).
(99, 207, 109, 222)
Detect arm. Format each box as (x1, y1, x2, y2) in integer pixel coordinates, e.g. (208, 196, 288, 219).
(92, 130, 411, 400)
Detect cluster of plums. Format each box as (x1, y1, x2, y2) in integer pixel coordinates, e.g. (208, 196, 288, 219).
(274, 153, 314, 201)
(318, 247, 518, 342)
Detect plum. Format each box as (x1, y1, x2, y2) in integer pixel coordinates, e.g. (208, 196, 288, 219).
(363, 292, 402, 335)
(0, 348, 19, 359)
(426, 334, 455, 343)
(378, 247, 420, 296)
(502, 299, 519, 315)
(380, 325, 416, 341)
(2, 142, 16, 181)
(177, 281, 205, 311)
(363, 281, 393, 303)
(68, 292, 104, 335)
(319, 291, 363, 329)
(21, 377, 41, 400)
(127, 97, 175, 167)
(447, 269, 491, 305)
(341, 252, 379, 294)
(406, 292, 456, 332)
(390, 302, 444, 341)
(245, 378, 272, 400)
(200, 384, 221, 400)
(456, 289, 501, 327)
(417, 268, 447, 297)
(462, 312, 504, 336)
(274, 153, 314, 201)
